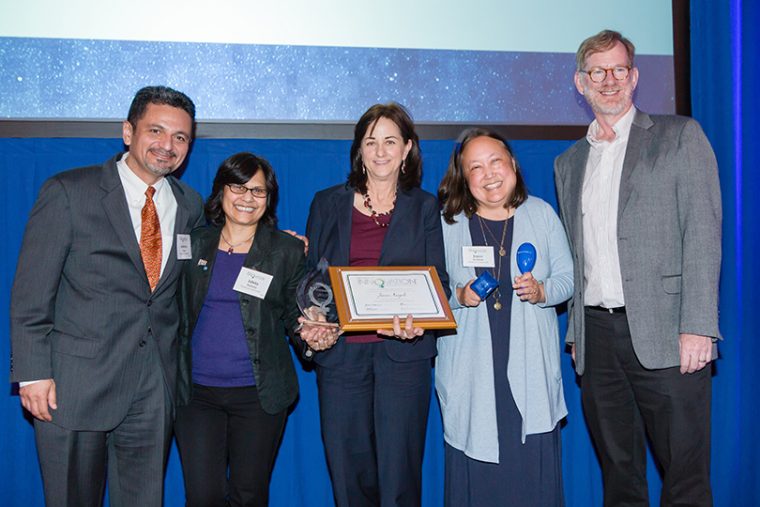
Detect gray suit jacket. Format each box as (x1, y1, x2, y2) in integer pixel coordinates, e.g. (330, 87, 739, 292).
(10, 154, 204, 430)
(554, 110, 721, 374)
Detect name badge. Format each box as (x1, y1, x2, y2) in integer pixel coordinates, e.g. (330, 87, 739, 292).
(233, 267, 273, 299)
(462, 246, 495, 268)
(176, 234, 192, 260)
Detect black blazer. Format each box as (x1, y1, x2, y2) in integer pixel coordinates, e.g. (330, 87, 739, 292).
(177, 223, 306, 415)
(305, 183, 450, 367)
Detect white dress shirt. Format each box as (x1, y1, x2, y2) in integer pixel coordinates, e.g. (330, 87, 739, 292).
(117, 153, 177, 277)
(581, 106, 636, 308)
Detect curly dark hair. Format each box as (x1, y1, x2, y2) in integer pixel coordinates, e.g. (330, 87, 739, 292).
(347, 103, 422, 194)
(204, 152, 279, 227)
(438, 128, 527, 224)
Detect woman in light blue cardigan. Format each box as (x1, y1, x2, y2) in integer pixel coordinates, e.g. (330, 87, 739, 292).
(436, 128, 573, 506)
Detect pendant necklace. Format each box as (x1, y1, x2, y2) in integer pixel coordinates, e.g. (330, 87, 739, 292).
(478, 214, 509, 256)
(220, 230, 256, 255)
(363, 191, 396, 228)
(477, 215, 509, 310)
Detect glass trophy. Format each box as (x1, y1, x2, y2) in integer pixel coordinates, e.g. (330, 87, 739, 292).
(296, 257, 340, 327)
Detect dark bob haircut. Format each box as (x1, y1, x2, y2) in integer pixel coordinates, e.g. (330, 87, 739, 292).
(204, 152, 279, 227)
(127, 86, 196, 129)
(438, 128, 528, 224)
(347, 102, 422, 194)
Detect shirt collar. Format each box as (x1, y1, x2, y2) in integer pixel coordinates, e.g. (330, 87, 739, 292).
(116, 153, 167, 202)
(586, 105, 637, 148)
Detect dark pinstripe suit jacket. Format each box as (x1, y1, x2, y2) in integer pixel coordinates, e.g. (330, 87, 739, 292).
(10, 154, 204, 430)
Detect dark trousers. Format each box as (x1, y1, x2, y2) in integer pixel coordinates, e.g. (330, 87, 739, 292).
(316, 342, 432, 507)
(34, 340, 171, 507)
(174, 384, 287, 507)
(582, 308, 713, 507)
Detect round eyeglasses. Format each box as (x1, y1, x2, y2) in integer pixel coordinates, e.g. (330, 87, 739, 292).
(583, 66, 631, 83)
(227, 183, 267, 198)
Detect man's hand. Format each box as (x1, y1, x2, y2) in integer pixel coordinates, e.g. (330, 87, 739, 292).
(679, 333, 713, 374)
(19, 379, 57, 421)
(284, 230, 309, 256)
(571, 343, 576, 364)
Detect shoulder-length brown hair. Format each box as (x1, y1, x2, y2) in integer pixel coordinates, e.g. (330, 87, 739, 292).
(347, 103, 422, 194)
(438, 128, 528, 224)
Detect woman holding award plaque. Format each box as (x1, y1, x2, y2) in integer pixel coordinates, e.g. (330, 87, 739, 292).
(436, 129, 573, 506)
(302, 103, 449, 507)
(175, 152, 309, 506)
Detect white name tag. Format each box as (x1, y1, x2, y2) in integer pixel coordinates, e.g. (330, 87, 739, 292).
(176, 234, 192, 260)
(462, 246, 495, 268)
(233, 267, 273, 299)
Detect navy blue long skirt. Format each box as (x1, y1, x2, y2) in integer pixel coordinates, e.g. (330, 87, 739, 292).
(444, 216, 564, 507)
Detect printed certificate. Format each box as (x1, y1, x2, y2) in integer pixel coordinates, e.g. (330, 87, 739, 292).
(328, 266, 457, 332)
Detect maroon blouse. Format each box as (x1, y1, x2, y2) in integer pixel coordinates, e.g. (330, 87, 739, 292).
(346, 206, 390, 343)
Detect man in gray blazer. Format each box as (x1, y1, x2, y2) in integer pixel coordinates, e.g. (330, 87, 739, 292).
(10, 86, 204, 506)
(555, 31, 721, 506)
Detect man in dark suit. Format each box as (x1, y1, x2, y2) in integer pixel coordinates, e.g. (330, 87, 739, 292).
(554, 31, 721, 506)
(10, 86, 204, 506)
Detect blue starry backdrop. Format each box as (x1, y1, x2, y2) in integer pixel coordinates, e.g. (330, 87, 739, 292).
(0, 37, 674, 123)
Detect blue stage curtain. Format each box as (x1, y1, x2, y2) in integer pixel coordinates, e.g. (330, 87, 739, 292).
(691, 1, 760, 505)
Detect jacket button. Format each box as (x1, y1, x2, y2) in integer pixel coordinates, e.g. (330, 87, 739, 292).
(147, 300, 152, 307)
(139, 340, 146, 347)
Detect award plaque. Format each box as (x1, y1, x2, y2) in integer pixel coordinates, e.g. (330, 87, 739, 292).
(327, 266, 457, 332)
(296, 258, 340, 327)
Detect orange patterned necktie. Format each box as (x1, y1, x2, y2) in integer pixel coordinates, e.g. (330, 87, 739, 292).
(140, 186, 162, 291)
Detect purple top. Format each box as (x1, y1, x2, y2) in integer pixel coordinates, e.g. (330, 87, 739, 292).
(346, 206, 389, 344)
(191, 250, 256, 387)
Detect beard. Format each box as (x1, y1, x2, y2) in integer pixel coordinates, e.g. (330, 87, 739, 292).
(582, 82, 634, 117)
(145, 148, 179, 177)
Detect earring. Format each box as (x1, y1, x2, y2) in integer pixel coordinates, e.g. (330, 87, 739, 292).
(400, 160, 406, 174)
(362, 163, 367, 175)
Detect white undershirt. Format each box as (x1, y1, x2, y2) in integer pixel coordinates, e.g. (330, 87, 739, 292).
(581, 106, 636, 308)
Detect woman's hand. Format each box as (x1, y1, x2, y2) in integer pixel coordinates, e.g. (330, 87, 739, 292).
(513, 272, 545, 304)
(377, 314, 424, 340)
(298, 316, 340, 351)
(456, 279, 482, 307)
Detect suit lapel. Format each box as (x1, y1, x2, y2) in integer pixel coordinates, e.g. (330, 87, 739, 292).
(188, 229, 222, 319)
(238, 222, 276, 315)
(378, 187, 411, 265)
(336, 187, 355, 265)
(617, 110, 654, 223)
(154, 177, 190, 292)
(100, 156, 147, 283)
(565, 142, 590, 244)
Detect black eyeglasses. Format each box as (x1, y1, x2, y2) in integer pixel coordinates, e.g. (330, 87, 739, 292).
(226, 184, 267, 198)
(582, 66, 631, 83)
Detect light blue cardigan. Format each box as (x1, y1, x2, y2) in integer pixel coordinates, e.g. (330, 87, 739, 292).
(435, 196, 573, 463)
